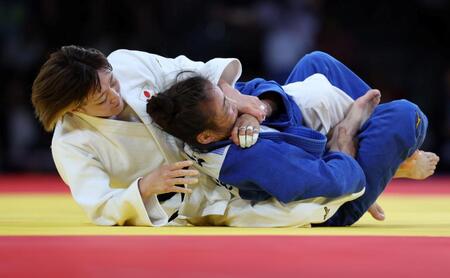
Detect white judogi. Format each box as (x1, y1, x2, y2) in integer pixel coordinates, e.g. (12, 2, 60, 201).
(284, 73, 354, 135)
(52, 50, 241, 226)
(52, 49, 362, 228)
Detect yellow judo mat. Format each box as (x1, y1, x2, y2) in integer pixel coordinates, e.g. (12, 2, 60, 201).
(1, 193, 450, 237)
(1, 176, 450, 277)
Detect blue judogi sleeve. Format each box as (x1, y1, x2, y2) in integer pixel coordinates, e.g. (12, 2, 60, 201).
(218, 135, 366, 203)
(235, 78, 303, 129)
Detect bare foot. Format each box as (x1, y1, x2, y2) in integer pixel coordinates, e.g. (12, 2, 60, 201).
(395, 150, 440, 179)
(341, 89, 381, 136)
(368, 202, 385, 221)
(328, 89, 381, 146)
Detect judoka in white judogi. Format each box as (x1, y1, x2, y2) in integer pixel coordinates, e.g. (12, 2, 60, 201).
(52, 49, 365, 228)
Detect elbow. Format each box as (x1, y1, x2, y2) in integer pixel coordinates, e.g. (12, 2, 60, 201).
(335, 173, 366, 196)
(87, 210, 119, 226)
(88, 215, 117, 226)
(84, 202, 122, 226)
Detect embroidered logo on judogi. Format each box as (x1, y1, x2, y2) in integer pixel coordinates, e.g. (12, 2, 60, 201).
(416, 112, 421, 128)
(323, 206, 330, 220)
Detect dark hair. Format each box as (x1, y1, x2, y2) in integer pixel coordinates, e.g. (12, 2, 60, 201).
(147, 75, 217, 146)
(31, 45, 112, 131)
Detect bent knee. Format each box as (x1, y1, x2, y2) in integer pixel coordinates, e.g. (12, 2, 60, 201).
(389, 100, 425, 123)
(387, 99, 427, 148)
(390, 99, 418, 112)
(304, 51, 334, 63)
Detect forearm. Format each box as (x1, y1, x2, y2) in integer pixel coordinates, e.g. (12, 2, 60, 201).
(52, 142, 163, 226)
(92, 179, 160, 226)
(219, 141, 366, 203)
(66, 175, 158, 226)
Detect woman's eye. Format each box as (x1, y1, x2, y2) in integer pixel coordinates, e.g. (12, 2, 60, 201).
(98, 99, 107, 105)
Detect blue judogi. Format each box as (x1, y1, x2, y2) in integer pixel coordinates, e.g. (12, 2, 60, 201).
(189, 51, 427, 227)
(282, 51, 428, 226)
(196, 78, 366, 204)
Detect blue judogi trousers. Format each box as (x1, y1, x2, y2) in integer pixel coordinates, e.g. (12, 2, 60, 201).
(285, 51, 428, 226)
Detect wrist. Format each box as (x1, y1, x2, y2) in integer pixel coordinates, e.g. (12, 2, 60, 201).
(138, 177, 153, 199)
(138, 178, 146, 198)
(261, 100, 274, 118)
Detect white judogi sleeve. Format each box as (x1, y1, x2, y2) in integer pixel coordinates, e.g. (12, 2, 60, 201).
(52, 142, 164, 226)
(51, 112, 175, 227)
(107, 49, 242, 94)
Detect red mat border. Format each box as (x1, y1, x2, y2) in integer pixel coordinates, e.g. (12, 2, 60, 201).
(1, 235, 449, 278)
(1, 174, 449, 194)
(0, 174, 69, 193)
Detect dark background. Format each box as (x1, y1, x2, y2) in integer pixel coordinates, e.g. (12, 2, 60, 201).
(0, 0, 449, 173)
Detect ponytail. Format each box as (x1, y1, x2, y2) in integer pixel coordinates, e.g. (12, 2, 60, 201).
(147, 93, 175, 128)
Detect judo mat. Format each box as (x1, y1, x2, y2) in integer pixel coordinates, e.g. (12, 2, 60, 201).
(1, 175, 449, 277)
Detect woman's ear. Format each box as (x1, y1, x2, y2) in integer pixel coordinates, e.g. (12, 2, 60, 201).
(71, 104, 83, 112)
(196, 130, 218, 145)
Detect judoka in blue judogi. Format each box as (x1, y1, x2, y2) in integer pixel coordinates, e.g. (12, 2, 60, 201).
(150, 52, 429, 226)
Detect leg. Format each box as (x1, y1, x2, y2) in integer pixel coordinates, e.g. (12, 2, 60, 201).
(328, 89, 381, 140)
(287, 51, 438, 179)
(328, 89, 383, 221)
(318, 100, 428, 226)
(285, 51, 371, 100)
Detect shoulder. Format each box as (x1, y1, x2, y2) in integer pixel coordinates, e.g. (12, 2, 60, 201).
(108, 49, 156, 60)
(107, 49, 166, 71)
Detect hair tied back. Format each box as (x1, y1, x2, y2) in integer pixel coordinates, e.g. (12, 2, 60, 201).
(147, 93, 175, 125)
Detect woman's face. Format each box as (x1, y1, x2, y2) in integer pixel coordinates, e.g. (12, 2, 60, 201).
(76, 69, 124, 117)
(207, 82, 239, 141)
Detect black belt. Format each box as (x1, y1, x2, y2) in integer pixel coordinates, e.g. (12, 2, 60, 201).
(157, 185, 185, 222)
